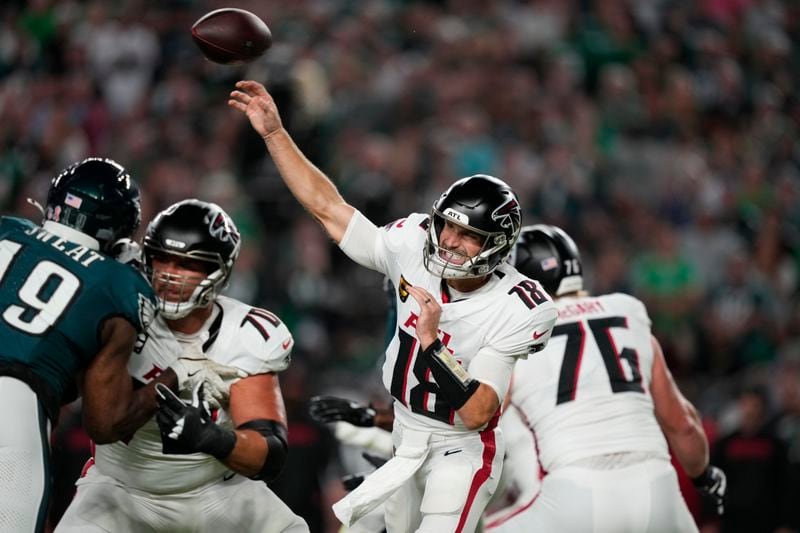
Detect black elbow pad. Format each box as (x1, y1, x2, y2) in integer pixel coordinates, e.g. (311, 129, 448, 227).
(237, 419, 288, 482)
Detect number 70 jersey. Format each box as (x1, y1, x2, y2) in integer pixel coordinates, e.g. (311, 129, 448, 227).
(509, 292, 670, 472)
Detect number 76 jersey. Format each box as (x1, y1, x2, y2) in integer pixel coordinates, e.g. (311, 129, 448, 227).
(509, 293, 670, 472)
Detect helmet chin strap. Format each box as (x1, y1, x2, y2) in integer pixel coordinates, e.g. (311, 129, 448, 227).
(156, 273, 220, 320)
(26, 198, 45, 216)
(158, 298, 196, 320)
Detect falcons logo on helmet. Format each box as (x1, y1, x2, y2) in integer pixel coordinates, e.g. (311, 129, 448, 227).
(491, 197, 521, 230)
(206, 210, 240, 244)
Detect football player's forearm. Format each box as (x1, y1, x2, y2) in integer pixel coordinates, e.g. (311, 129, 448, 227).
(458, 384, 500, 430)
(665, 402, 709, 478)
(96, 369, 179, 443)
(220, 429, 268, 477)
(264, 129, 353, 242)
(373, 407, 395, 432)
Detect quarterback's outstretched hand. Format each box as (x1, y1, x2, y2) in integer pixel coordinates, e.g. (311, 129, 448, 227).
(228, 81, 283, 140)
(309, 396, 376, 427)
(692, 465, 727, 515)
(170, 356, 247, 409)
(155, 382, 236, 460)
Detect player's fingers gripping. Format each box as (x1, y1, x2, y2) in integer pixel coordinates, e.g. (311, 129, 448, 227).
(155, 395, 186, 443)
(208, 361, 248, 380)
(168, 417, 186, 440)
(406, 286, 442, 346)
(203, 374, 228, 410)
(190, 381, 212, 413)
(308, 396, 334, 422)
(202, 379, 224, 410)
(155, 383, 185, 412)
(156, 409, 177, 436)
(407, 286, 440, 315)
(313, 396, 348, 410)
(406, 285, 429, 305)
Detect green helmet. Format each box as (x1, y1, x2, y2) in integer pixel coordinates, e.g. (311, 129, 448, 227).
(45, 157, 141, 252)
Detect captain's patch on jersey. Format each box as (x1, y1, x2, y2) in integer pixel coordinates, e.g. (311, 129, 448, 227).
(398, 275, 412, 302)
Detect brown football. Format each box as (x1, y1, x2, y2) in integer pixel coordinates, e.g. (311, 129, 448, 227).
(191, 8, 272, 64)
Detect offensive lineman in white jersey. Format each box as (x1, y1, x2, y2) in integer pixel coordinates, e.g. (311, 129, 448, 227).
(56, 200, 308, 532)
(484, 225, 727, 533)
(229, 81, 557, 533)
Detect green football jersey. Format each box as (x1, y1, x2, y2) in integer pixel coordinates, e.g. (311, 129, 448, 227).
(0, 216, 156, 411)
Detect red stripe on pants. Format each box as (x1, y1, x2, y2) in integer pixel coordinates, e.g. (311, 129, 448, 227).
(455, 427, 497, 533)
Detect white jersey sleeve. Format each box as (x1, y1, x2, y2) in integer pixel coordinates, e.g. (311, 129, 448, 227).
(216, 298, 294, 375)
(338, 210, 430, 277)
(470, 275, 558, 401)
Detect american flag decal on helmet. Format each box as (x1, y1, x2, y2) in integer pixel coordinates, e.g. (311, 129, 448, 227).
(491, 197, 520, 230)
(540, 257, 558, 271)
(64, 193, 83, 208)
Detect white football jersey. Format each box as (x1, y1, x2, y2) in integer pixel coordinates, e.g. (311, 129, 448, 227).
(510, 293, 670, 472)
(340, 212, 558, 436)
(94, 295, 294, 494)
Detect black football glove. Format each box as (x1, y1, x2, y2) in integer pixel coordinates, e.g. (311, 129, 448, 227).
(155, 382, 236, 460)
(340, 453, 390, 492)
(362, 451, 388, 469)
(308, 396, 376, 427)
(342, 473, 367, 491)
(692, 465, 727, 515)
(109, 238, 142, 267)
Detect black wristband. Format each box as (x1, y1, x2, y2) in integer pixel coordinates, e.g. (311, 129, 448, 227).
(423, 339, 480, 410)
(201, 426, 237, 460)
(691, 467, 713, 488)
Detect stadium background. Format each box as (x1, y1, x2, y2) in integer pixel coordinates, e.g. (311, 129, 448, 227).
(1, 0, 798, 531)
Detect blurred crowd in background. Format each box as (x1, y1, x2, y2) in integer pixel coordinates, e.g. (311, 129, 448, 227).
(1, 0, 799, 531)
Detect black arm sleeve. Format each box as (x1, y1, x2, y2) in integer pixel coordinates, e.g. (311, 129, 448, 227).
(237, 419, 289, 482)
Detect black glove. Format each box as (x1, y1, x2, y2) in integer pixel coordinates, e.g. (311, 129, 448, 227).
(362, 452, 388, 469)
(342, 473, 367, 491)
(155, 382, 236, 460)
(110, 237, 142, 267)
(692, 465, 727, 515)
(341, 453, 390, 491)
(308, 396, 376, 427)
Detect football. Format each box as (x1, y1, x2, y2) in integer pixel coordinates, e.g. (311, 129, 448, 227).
(191, 8, 272, 64)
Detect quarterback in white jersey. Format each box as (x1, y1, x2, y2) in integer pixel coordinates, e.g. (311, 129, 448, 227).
(485, 225, 727, 533)
(229, 81, 557, 533)
(56, 200, 307, 533)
